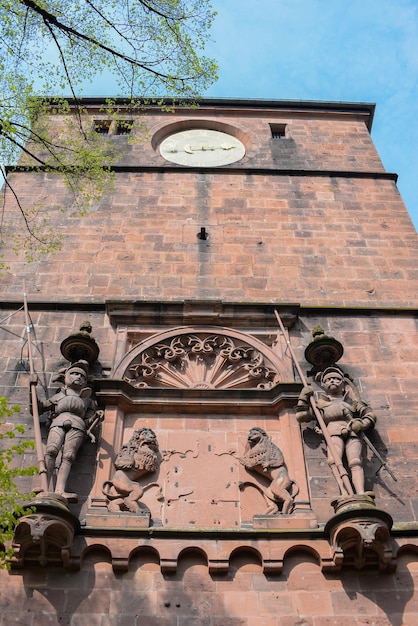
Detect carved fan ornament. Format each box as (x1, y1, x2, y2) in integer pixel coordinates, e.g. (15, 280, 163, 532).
(123, 333, 281, 390)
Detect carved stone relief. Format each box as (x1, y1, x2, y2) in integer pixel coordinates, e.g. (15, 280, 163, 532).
(11, 314, 401, 573)
(87, 415, 311, 531)
(239, 427, 298, 515)
(161, 429, 241, 528)
(86, 325, 310, 530)
(121, 331, 282, 390)
(103, 428, 162, 515)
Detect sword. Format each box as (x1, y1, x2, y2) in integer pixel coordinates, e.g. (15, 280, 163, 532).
(86, 411, 104, 443)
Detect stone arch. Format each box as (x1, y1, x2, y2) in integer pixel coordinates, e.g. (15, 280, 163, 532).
(282, 545, 322, 572)
(114, 326, 287, 391)
(229, 546, 263, 571)
(128, 545, 161, 570)
(176, 546, 209, 573)
(150, 119, 252, 152)
(80, 544, 113, 567)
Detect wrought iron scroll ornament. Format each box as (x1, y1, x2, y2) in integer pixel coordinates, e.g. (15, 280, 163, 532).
(124, 334, 281, 390)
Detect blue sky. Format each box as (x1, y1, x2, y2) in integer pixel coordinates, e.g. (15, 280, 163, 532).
(203, 0, 418, 230)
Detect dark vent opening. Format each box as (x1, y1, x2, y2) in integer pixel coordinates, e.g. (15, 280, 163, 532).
(270, 123, 287, 139)
(94, 120, 112, 135)
(115, 121, 133, 135)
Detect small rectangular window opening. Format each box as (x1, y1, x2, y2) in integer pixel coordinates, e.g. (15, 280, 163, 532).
(270, 123, 287, 139)
(115, 120, 133, 135)
(93, 120, 112, 135)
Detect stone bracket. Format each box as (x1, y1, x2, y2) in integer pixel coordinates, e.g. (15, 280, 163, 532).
(325, 505, 395, 571)
(10, 501, 399, 574)
(10, 496, 80, 570)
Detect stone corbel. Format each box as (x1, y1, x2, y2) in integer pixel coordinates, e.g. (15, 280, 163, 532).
(110, 554, 130, 573)
(325, 509, 395, 572)
(10, 498, 79, 569)
(263, 558, 284, 575)
(208, 558, 230, 575)
(160, 556, 178, 575)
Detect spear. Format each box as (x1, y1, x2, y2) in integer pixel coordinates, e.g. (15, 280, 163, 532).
(274, 309, 354, 496)
(359, 430, 397, 482)
(23, 288, 49, 494)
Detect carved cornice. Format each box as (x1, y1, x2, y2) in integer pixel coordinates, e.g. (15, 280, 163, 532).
(94, 379, 301, 413)
(106, 301, 299, 329)
(11, 523, 408, 574)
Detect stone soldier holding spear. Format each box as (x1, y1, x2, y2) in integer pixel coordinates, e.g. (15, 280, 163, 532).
(31, 359, 103, 500)
(295, 366, 376, 495)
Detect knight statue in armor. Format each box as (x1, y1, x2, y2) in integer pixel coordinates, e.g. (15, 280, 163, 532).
(33, 359, 103, 499)
(296, 366, 376, 495)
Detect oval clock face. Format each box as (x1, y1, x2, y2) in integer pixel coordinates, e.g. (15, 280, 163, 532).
(160, 129, 245, 167)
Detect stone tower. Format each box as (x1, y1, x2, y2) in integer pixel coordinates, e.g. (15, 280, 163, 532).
(1, 99, 418, 624)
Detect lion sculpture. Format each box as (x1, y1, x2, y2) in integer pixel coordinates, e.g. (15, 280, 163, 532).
(240, 427, 298, 515)
(103, 428, 162, 513)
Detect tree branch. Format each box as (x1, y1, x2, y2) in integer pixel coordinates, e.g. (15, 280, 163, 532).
(0, 170, 48, 244)
(18, 0, 205, 81)
(0, 128, 48, 166)
(41, 18, 87, 138)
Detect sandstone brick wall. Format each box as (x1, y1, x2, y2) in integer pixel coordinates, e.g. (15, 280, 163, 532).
(113, 111, 385, 172)
(1, 102, 418, 624)
(24, 104, 386, 172)
(297, 312, 418, 524)
(1, 307, 417, 527)
(2, 169, 416, 307)
(1, 552, 418, 625)
(4, 103, 413, 307)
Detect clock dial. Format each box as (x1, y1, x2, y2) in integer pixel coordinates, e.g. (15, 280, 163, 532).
(160, 129, 245, 167)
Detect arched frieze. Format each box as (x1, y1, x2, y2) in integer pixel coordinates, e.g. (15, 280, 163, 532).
(113, 326, 289, 391)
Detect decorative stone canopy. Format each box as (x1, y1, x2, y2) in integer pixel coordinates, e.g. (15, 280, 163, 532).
(118, 328, 284, 391)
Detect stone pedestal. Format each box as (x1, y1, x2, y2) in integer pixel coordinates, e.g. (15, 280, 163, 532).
(11, 494, 79, 569)
(85, 510, 151, 529)
(253, 511, 317, 529)
(325, 494, 394, 571)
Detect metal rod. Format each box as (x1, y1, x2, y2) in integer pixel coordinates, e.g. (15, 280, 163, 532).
(23, 287, 49, 494)
(274, 309, 354, 496)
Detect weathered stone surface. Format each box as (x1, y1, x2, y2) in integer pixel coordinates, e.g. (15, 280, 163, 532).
(1, 99, 418, 624)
